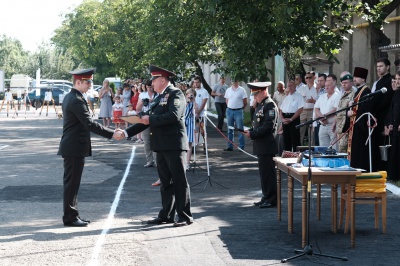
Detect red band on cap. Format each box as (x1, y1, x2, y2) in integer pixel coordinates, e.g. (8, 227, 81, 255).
(151, 70, 170, 77)
(73, 74, 93, 79)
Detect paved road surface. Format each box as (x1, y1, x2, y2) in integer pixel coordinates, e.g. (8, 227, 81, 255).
(1, 111, 400, 265)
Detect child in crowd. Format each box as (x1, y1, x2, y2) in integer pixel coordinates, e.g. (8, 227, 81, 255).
(125, 103, 137, 131)
(184, 88, 199, 170)
(112, 95, 124, 129)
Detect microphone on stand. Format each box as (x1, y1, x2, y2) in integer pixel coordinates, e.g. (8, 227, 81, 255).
(360, 87, 387, 99)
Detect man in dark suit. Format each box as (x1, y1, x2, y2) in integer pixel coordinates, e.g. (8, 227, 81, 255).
(243, 82, 278, 208)
(124, 65, 193, 227)
(58, 68, 124, 227)
(370, 58, 393, 171)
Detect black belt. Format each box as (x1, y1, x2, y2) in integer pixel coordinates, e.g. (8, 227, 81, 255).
(228, 107, 243, 111)
(282, 113, 295, 116)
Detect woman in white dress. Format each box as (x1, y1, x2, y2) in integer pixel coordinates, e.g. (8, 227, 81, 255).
(98, 79, 114, 127)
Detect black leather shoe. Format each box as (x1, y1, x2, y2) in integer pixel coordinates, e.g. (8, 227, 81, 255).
(259, 202, 277, 208)
(253, 200, 265, 206)
(78, 217, 91, 223)
(173, 220, 193, 227)
(224, 148, 233, 151)
(64, 218, 89, 227)
(146, 217, 175, 225)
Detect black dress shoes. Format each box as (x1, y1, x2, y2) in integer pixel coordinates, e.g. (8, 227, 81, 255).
(173, 220, 193, 227)
(253, 200, 265, 206)
(64, 218, 89, 227)
(78, 217, 91, 223)
(259, 201, 277, 208)
(146, 217, 175, 225)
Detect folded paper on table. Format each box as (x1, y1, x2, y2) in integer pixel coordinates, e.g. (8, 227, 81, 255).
(120, 115, 142, 124)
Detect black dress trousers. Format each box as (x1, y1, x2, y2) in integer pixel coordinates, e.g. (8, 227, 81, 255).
(156, 150, 192, 222)
(62, 156, 85, 224)
(257, 155, 277, 204)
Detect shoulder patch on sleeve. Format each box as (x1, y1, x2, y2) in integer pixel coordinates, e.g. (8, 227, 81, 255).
(268, 109, 275, 117)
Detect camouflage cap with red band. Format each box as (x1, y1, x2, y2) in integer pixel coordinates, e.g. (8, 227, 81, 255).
(149, 65, 176, 81)
(247, 82, 271, 95)
(69, 68, 96, 80)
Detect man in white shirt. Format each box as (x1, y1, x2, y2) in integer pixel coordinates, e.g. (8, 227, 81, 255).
(297, 71, 318, 146)
(295, 74, 305, 92)
(314, 74, 340, 149)
(224, 79, 248, 151)
(211, 76, 228, 131)
(193, 76, 209, 118)
(313, 73, 327, 146)
(279, 80, 304, 151)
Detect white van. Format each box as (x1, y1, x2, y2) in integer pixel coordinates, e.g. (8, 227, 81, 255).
(105, 77, 122, 89)
(10, 74, 33, 95)
(40, 79, 73, 88)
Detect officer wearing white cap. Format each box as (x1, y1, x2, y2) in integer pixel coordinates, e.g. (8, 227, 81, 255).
(58, 68, 124, 227)
(243, 82, 278, 208)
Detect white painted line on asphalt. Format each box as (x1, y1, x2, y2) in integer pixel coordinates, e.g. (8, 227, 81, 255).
(87, 145, 136, 266)
(0, 145, 9, 150)
(386, 183, 400, 196)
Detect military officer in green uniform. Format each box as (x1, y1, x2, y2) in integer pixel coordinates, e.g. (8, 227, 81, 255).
(124, 65, 193, 227)
(243, 82, 279, 208)
(58, 68, 124, 227)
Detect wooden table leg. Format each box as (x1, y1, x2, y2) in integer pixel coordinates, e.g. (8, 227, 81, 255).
(302, 183, 307, 248)
(332, 184, 338, 233)
(277, 168, 281, 221)
(288, 174, 293, 234)
(351, 183, 356, 248)
(317, 184, 321, 221)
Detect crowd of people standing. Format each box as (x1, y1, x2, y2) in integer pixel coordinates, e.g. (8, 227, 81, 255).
(276, 59, 400, 181)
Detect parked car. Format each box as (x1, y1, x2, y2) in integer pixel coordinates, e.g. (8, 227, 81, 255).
(28, 85, 70, 108)
(40, 79, 73, 88)
(87, 87, 99, 102)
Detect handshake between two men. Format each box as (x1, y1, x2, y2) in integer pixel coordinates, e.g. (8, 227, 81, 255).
(112, 128, 127, 141)
(111, 114, 151, 141)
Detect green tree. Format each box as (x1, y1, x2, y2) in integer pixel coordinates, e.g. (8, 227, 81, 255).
(52, 0, 400, 87)
(358, 0, 400, 62)
(24, 43, 76, 80)
(0, 35, 29, 78)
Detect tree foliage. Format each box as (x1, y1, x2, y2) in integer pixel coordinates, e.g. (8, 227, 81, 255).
(0, 35, 29, 78)
(0, 34, 76, 81)
(50, 0, 399, 85)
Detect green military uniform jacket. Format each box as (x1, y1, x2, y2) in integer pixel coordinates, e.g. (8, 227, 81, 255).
(126, 85, 188, 152)
(249, 96, 278, 156)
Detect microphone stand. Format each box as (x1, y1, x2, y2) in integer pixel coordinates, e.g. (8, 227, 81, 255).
(191, 113, 228, 189)
(282, 96, 374, 263)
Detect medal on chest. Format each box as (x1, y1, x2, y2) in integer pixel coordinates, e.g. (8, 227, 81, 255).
(160, 94, 169, 106)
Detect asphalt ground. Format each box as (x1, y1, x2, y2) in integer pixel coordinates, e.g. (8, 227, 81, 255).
(1, 108, 400, 265)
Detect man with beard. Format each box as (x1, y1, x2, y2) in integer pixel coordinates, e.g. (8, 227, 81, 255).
(347, 67, 372, 171)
